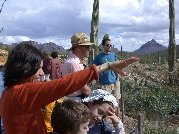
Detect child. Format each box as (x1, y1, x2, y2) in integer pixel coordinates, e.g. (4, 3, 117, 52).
(51, 99, 91, 134)
(42, 99, 63, 134)
(83, 89, 125, 134)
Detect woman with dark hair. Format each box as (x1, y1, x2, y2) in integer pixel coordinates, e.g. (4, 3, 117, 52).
(4, 42, 44, 85)
(1, 41, 139, 134)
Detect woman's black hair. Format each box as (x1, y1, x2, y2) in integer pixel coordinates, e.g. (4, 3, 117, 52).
(3, 41, 44, 87)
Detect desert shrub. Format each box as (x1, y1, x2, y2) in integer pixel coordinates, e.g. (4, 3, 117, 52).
(122, 79, 179, 118)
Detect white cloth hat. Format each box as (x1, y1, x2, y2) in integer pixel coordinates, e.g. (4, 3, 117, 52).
(82, 89, 118, 108)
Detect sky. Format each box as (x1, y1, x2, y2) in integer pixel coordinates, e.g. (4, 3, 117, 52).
(0, 0, 179, 52)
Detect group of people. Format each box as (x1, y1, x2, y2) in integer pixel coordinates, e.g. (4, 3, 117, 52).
(42, 51, 61, 81)
(51, 89, 125, 134)
(0, 32, 139, 134)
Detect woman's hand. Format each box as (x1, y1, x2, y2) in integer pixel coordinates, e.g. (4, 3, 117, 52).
(110, 57, 139, 76)
(97, 57, 139, 75)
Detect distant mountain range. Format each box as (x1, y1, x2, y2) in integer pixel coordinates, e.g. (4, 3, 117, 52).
(36, 42, 66, 54)
(0, 39, 177, 57)
(133, 39, 167, 55)
(0, 41, 66, 54)
(1, 40, 178, 66)
(0, 41, 120, 54)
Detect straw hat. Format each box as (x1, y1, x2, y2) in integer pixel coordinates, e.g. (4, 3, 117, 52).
(70, 32, 94, 49)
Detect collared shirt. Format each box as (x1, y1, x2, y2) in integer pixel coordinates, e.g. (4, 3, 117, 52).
(61, 52, 84, 96)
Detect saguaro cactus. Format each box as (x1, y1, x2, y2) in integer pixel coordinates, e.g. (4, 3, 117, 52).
(89, 0, 99, 64)
(168, 0, 176, 84)
(157, 51, 161, 65)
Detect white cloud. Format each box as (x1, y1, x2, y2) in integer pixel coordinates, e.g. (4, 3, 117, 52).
(0, 0, 179, 52)
(0, 36, 31, 44)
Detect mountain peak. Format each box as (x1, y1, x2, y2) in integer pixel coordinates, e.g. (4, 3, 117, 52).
(133, 39, 167, 55)
(151, 39, 156, 42)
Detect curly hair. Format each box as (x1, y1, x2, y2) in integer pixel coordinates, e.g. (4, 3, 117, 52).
(51, 99, 91, 134)
(102, 38, 111, 46)
(3, 41, 44, 87)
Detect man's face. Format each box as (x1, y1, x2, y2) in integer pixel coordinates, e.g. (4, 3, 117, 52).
(78, 45, 91, 58)
(76, 120, 90, 134)
(103, 40, 112, 52)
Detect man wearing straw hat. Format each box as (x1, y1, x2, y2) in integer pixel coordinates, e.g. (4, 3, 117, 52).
(61, 32, 93, 101)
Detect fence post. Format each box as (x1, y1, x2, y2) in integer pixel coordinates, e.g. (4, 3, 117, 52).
(120, 83, 124, 123)
(137, 113, 143, 134)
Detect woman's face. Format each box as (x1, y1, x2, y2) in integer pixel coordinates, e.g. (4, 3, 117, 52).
(29, 61, 44, 82)
(88, 103, 112, 124)
(76, 120, 90, 134)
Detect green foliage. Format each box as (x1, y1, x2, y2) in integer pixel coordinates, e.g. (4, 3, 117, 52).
(116, 51, 136, 60)
(144, 127, 177, 134)
(60, 54, 68, 61)
(116, 45, 179, 64)
(139, 52, 168, 65)
(121, 78, 179, 133)
(138, 45, 179, 65)
(0, 45, 6, 50)
(122, 79, 179, 118)
(0, 45, 13, 52)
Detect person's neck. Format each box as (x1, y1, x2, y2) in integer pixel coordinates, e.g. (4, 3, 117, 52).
(17, 78, 32, 85)
(73, 51, 83, 63)
(103, 50, 110, 54)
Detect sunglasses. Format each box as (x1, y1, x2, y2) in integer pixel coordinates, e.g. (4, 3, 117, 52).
(81, 45, 91, 49)
(79, 45, 91, 50)
(105, 44, 112, 47)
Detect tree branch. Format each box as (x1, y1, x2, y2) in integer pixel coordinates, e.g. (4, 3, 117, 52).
(0, 0, 7, 13)
(0, 27, 4, 33)
(0, 0, 7, 33)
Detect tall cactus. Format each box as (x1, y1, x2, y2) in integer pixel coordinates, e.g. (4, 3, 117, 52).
(89, 0, 99, 64)
(157, 51, 161, 65)
(168, 0, 176, 84)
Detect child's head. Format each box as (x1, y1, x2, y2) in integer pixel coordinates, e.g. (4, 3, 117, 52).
(82, 89, 118, 124)
(51, 99, 91, 134)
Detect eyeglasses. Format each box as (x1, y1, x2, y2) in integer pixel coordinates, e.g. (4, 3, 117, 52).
(106, 44, 112, 47)
(81, 45, 91, 49)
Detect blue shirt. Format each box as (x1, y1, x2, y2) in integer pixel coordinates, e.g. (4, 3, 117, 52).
(93, 52, 118, 84)
(88, 121, 113, 134)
